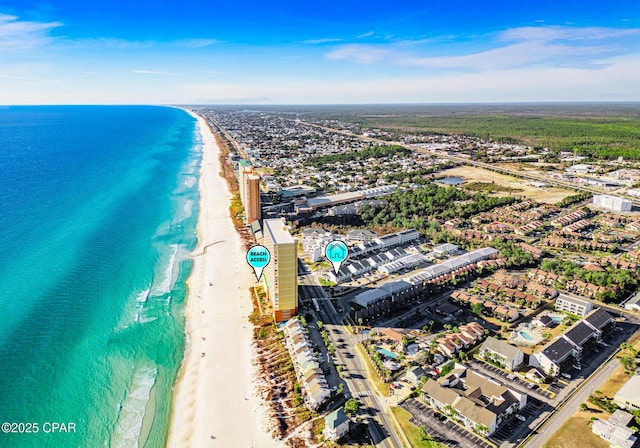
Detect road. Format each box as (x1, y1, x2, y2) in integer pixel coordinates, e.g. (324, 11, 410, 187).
(524, 358, 620, 448)
(205, 117, 248, 159)
(298, 261, 406, 448)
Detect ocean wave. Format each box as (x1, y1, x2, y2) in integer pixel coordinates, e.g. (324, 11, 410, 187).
(135, 288, 151, 304)
(182, 176, 197, 189)
(182, 200, 193, 220)
(110, 365, 157, 448)
(151, 244, 178, 296)
(115, 288, 152, 330)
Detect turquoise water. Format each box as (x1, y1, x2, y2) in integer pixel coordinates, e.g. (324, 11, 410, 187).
(377, 348, 399, 359)
(0, 106, 200, 447)
(519, 330, 535, 341)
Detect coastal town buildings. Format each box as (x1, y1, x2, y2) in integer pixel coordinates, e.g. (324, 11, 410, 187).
(263, 218, 298, 322)
(614, 375, 640, 411)
(593, 194, 633, 212)
(323, 407, 350, 441)
(283, 318, 330, 410)
(421, 365, 527, 436)
(479, 337, 525, 371)
(530, 308, 615, 376)
(591, 410, 638, 448)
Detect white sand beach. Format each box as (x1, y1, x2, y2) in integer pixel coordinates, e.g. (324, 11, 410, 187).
(167, 110, 281, 448)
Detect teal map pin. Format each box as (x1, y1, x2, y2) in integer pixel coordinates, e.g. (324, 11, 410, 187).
(247, 245, 271, 281)
(325, 241, 349, 274)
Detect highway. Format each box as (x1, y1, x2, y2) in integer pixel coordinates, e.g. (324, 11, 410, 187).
(298, 261, 406, 448)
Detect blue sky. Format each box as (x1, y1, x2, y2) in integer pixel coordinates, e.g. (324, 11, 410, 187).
(0, 0, 639, 104)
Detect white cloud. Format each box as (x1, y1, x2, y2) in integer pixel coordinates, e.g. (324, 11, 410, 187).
(172, 38, 221, 48)
(132, 70, 178, 76)
(500, 26, 640, 43)
(176, 55, 640, 104)
(0, 13, 62, 51)
(326, 25, 640, 72)
(357, 31, 374, 39)
(301, 38, 342, 44)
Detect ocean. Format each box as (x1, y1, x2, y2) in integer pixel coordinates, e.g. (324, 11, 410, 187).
(0, 105, 200, 448)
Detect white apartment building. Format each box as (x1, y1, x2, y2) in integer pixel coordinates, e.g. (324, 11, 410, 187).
(593, 194, 633, 212)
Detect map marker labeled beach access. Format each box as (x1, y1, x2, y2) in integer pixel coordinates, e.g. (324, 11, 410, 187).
(325, 241, 349, 274)
(247, 245, 270, 281)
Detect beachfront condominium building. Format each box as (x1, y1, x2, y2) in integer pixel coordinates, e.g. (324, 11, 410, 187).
(263, 218, 298, 322)
(238, 162, 261, 224)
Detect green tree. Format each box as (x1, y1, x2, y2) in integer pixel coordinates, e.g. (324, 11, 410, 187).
(471, 302, 484, 315)
(419, 426, 434, 441)
(345, 398, 359, 417)
(620, 356, 637, 374)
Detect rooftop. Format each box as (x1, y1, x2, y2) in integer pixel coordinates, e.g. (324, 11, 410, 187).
(584, 308, 615, 331)
(264, 218, 294, 244)
(541, 337, 576, 363)
(325, 407, 349, 429)
(480, 337, 522, 361)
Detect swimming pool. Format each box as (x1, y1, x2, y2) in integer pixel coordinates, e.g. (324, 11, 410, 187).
(377, 348, 399, 359)
(519, 331, 535, 341)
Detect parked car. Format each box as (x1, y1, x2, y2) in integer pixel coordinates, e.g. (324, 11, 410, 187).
(516, 414, 526, 422)
(526, 383, 537, 389)
(561, 373, 572, 380)
(507, 374, 516, 380)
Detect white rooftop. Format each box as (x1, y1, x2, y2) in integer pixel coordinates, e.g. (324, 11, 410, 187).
(263, 218, 294, 244)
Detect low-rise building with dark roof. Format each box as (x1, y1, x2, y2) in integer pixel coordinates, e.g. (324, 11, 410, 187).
(563, 322, 597, 350)
(530, 307, 615, 377)
(530, 337, 579, 377)
(584, 307, 616, 334)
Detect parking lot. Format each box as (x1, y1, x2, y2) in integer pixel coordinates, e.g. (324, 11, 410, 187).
(490, 400, 546, 446)
(403, 398, 494, 448)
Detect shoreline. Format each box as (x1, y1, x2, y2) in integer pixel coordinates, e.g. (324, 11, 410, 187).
(166, 109, 280, 447)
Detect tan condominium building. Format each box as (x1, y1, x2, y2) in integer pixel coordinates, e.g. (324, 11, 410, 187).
(263, 218, 298, 322)
(239, 165, 261, 223)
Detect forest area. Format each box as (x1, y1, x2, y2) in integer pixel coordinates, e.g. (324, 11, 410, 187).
(359, 113, 640, 160)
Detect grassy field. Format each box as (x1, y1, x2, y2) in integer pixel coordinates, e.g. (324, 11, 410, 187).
(437, 166, 575, 204)
(354, 344, 389, 396)
(390, 406, 445, 448)
(543, 413, 608, 448)
(597, 366, 632, 398)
